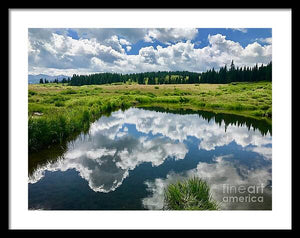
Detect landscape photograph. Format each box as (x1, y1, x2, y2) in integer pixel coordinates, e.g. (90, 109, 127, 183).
(27, 27, 272, 211)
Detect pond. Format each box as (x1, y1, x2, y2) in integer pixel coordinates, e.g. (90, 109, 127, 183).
(28, 107, 272, 210)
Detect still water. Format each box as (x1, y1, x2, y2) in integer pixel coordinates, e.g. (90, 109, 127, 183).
(28, 107, 272, 210)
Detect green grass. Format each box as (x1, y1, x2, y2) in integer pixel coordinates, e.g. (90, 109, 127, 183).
(28, 82, 271, 152)
(163, 177, 219, 210)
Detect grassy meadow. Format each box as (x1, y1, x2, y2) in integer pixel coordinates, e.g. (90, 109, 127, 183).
(28, 81, 272, 152)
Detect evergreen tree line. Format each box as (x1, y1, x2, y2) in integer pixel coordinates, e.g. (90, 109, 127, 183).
(68, 61, 272, 86)
(39, 77, 71, 84)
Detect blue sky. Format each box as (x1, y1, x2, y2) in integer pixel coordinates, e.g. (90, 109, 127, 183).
(28, 28, 272, 76)
(192, 28, 271, 47)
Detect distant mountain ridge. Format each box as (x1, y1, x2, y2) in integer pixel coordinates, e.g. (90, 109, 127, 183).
(28, 74, 70, 84)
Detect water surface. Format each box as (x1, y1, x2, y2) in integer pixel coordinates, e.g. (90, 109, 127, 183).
(28, 107, 272, 210)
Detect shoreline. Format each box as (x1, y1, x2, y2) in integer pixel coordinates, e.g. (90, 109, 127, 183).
(28, 82, 272, 153)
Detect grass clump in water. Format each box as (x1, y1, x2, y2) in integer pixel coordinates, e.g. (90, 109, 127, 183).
(163, 177, 219, 210)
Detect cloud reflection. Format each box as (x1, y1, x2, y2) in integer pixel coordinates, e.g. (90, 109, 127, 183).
(29, 108, 271, 196)
(142, 154, 272, 210)
(89, 108, 272, 153)
(29, 113, 188, 193)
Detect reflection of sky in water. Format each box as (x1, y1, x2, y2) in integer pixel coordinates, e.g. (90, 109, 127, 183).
(28, 108, 272, 210)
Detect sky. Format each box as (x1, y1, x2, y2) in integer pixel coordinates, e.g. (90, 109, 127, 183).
(28, 28, 272, 76)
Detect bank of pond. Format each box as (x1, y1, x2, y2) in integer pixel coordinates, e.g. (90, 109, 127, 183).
(28, 82, 271, 153)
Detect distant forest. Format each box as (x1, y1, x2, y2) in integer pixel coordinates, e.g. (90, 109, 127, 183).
(40, 61, 272, 86)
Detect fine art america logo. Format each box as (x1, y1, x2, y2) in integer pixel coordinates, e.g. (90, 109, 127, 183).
(222, 184, 265, 203)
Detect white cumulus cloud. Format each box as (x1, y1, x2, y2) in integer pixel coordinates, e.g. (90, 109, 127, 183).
(28, 28, 272, 76)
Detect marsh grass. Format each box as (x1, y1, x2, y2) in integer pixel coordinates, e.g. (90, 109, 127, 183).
(28, 91, 130, 152)
(163, 177, 219, 210)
